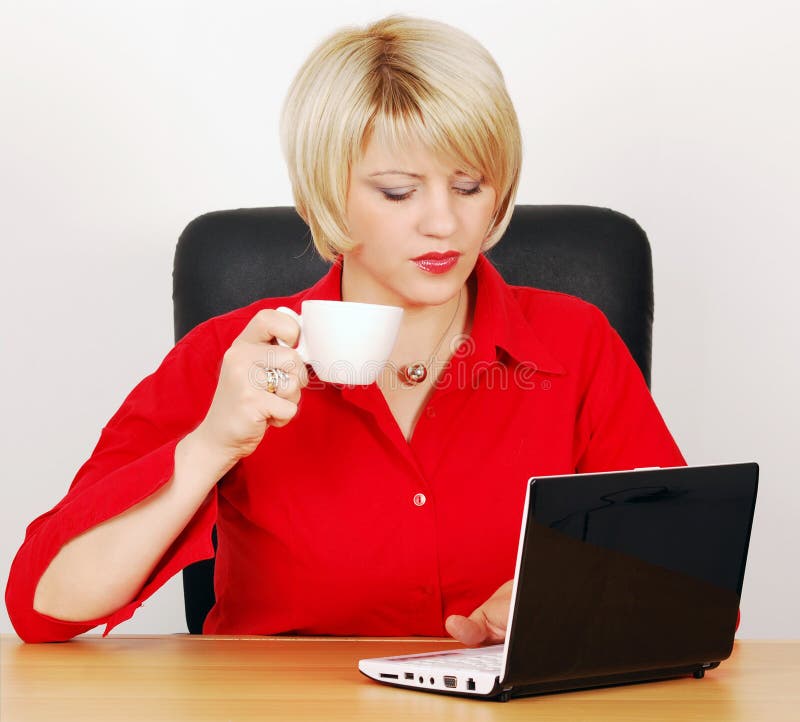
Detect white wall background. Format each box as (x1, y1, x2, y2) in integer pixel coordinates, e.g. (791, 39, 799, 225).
(1, 0, 798, 638)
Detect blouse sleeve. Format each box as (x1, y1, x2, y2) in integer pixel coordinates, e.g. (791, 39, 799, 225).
(4, 320, 223, 643)
(573, 305, 687, 472)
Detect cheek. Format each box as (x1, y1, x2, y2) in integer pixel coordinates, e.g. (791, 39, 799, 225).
(475, 193, 498, 235)
(347, 210, 396, 262)
(481, 189, 498, 217)
(348, 194, 393, 240)
(351, 203, 410, 249)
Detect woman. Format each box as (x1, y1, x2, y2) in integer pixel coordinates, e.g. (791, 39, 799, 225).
(5, 14, 685, 643)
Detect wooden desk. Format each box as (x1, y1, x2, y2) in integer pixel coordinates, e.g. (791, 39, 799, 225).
(2, 635, 798, 721)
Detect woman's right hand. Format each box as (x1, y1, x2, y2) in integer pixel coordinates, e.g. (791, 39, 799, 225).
(194, 308, 309, 463)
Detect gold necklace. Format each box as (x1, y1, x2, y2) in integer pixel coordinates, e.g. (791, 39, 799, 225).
(397, 288, 463, 386)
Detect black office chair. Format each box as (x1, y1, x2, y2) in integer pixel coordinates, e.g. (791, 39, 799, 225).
(173, 204, 654, 634)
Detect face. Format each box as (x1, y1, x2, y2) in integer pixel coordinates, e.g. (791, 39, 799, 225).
(341, 132, 497, 309)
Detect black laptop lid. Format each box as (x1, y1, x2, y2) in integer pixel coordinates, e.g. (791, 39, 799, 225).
(502, 463, 759, 687)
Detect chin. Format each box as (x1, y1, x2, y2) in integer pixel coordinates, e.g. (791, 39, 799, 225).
(397, 273, 466, 309)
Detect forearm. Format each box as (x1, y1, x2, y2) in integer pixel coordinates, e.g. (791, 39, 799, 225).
(32, 427, 237, 622)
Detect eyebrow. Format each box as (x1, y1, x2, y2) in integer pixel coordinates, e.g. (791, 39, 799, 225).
(368, 170, 476, 179)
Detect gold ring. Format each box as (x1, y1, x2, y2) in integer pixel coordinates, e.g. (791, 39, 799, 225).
(263, 367, 289, 394)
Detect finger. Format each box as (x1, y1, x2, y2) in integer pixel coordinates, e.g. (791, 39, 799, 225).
(249, 362, 305, 398)
(270, 369, 306, 404)
(475, 593, 512, 643)
(236, 308, 301, 347)
(277, 350, 309, 388)
(259, 393, 299, 428)
(446, 594, 509, 646)
(273, 372, 302, 404)
(246, 347, 309, 390)
(445, 614, 487, 647)
(288, 353, 310, 388)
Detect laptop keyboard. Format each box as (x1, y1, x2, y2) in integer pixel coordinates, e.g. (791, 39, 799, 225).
(410, 646, 504, 672)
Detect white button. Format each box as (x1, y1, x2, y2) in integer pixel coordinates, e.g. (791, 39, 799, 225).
(413, 493, 427, 507)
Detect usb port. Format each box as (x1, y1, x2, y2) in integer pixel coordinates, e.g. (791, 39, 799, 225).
(443, 676, 457, 688)
(379, 673, 399, 679)
(404, 672, 414, 680)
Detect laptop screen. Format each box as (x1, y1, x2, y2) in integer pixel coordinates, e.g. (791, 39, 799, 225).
(503, 463, 758, 686)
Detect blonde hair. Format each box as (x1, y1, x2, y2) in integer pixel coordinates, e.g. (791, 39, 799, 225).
(280, 14, 523, 262)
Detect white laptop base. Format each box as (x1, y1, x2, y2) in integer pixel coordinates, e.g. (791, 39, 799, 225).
(358, 644, 505, 696)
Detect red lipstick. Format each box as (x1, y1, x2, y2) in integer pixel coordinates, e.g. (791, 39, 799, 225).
(411, 251, 460, 274)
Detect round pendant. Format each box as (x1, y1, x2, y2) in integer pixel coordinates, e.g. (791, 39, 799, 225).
(399, 363, 427, 385)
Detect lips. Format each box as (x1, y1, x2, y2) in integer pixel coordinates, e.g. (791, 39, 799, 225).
(411, 251, 461, 274)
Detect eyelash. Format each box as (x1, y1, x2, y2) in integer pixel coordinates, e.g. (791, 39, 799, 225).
(381, 186, 483, 203)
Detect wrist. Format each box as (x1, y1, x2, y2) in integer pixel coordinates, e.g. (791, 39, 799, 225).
(177, 425, 240, 484)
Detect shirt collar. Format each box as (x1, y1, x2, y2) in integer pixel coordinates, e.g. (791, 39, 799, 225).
(297, 253, 566, 376)
(469, 254, 566, 375)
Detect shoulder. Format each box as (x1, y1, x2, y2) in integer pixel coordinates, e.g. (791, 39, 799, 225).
(499, 283, 629, 391)
(510, 284, 611, 347)
(506, 282, 649, 404)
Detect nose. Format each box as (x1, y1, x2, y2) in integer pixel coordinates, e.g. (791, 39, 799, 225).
(417, 185, 458, 239)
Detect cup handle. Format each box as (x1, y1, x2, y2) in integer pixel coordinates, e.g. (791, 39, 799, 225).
(275, 306, 309, 362)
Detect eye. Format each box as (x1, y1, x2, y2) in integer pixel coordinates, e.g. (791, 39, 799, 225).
(380, 185, 483, 203)
(382, 189, 414, 202)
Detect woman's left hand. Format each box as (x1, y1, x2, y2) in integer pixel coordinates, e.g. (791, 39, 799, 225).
(444, 580, 514, 646)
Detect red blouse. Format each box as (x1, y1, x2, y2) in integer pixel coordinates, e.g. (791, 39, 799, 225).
(5, 254, 686, 642)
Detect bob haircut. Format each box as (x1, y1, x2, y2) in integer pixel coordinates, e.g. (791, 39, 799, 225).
(279, 14, 523, 262)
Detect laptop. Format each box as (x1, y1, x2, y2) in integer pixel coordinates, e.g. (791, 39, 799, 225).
(359, 463, 759, 701)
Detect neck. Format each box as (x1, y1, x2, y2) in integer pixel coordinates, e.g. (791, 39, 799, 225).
(392, 291, 468, 371)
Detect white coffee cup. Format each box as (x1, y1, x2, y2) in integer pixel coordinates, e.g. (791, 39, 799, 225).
(275, 300, 403, 385)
